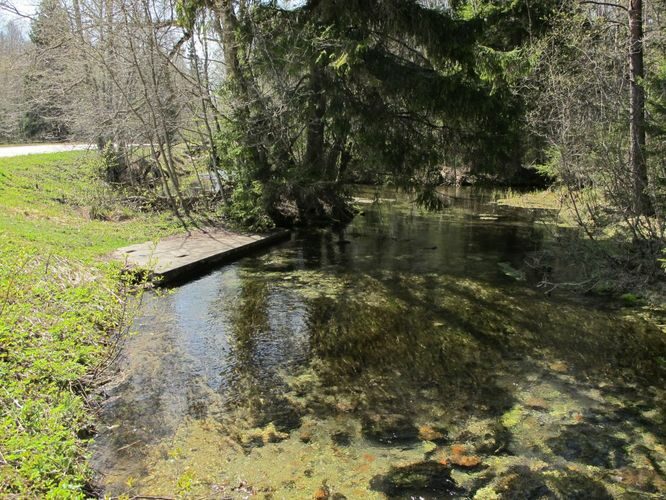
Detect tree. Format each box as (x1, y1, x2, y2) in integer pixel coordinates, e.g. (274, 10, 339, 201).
(0, 20, 30, 141)
(22, 0, 71, 139)
(16, 0, 225, 216)
(179, 0, 559, 226)
(521, 0, 664, 255)
(628, 0, 653, 215)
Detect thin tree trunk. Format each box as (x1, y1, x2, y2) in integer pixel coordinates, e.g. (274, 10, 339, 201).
(190, 36, 224, 200)
(628, 0, 653, 215)
(304, 63, 326, 175)
(216, 2, 270, 179)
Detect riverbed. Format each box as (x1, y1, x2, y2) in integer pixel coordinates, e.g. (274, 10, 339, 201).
(92, 188, 666, 498)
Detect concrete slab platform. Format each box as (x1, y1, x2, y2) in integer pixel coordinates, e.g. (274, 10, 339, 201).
(112, 228, 290, 284)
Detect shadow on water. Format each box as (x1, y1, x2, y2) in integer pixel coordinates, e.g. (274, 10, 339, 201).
(92, 187, 666, 498)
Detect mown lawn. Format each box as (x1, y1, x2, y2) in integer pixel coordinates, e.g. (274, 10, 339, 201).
(0, 152, 184, 496)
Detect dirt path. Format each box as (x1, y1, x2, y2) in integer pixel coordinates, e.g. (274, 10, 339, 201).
(0, 143, 91, 158)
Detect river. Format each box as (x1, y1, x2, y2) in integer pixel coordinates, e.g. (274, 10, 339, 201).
(92, 187, 666, 498)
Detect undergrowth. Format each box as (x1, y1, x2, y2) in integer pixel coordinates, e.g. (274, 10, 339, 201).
(497, 187, 666, 300)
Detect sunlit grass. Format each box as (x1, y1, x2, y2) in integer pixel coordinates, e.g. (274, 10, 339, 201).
(0, 151, 183, 261)
(0, 151, 184, 496)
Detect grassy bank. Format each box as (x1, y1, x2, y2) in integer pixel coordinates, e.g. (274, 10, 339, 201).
(0, 152, 184, 496)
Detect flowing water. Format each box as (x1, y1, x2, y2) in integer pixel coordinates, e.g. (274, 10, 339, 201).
(92, 188, 666, 499)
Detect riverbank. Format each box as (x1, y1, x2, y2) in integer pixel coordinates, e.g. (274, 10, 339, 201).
(0, 151, 187, 495)
(496, 187, 665, 303)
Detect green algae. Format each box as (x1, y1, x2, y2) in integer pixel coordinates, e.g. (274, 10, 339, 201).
(498, 261, 527, 281)
(92, 188, 666, 499)
(500, 406, 524, 428)
(239, 422, 289, 446)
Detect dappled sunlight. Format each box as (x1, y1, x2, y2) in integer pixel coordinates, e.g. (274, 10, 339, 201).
(93, 190, 666, 498)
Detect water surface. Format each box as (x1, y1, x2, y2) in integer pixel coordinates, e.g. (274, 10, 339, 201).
(93, 188, 666, 498)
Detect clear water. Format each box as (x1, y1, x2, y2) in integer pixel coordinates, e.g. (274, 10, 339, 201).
(92, 188, 666, 499)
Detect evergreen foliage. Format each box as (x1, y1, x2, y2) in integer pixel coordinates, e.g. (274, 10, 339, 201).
(22, 0, 71, 140)
(181, 0, 561, 226)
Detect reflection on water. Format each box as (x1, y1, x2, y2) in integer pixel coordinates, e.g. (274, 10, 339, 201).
(92, 187, 666, 498)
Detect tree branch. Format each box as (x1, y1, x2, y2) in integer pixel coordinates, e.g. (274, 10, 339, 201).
(579, 1, 628, 13)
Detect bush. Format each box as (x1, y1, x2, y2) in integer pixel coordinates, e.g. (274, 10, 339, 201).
(224, 180, 275, 232)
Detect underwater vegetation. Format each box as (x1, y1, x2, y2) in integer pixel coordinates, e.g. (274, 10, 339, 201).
(92, 190, 666, 498)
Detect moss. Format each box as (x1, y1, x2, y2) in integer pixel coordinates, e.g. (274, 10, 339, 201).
(620, 293, 645, 307)
(420, 441, 438, 455)
(239, 422, 290, 446)
(473, 485, 501, 499)
(500, 406, 524, 428)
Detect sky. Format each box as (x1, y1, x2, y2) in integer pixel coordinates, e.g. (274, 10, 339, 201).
(0, 0, 37, 32)
(0, 0, 308, 33)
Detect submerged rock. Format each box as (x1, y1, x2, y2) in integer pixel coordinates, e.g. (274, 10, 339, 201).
(494, 467, 556, 499)
(615, 466, 666, 493)
(436, 443, 483, 470)
(451, 418, 511, 455)
(369, 461, 465, 499)
(299, 418, 317, 443)
(362, 413, 420, 446)
(418, 424, 448, 443)
(263, 262, 295, 272)
(449, 445, 483, 469)
(451, 454, 482, 468)
(546, 423, 628, 469)
(492, 466, 612, 500)
(331, 430, 352, 446)
(313, 484, 330, 499)
(497, 262, 526, 281)
(547, 473, 613, 500)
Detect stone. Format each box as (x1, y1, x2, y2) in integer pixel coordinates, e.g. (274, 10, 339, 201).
(546, 423, 628, 469)
(239, 422, 289, 447)
(369, 461, 464, 498)
(313, 485, 330, 499)
(331, 430, 352, 446)
(418, 424, 447, 443)
(362, 413, 420, 446)
(450, 454, 482, 468)
(494, 466, 612, 500)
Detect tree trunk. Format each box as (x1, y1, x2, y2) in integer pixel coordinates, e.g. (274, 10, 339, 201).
(216, 1, 270, 180)
(304, 64, 326, 174)
(190, 35, 224, 200)
(628, 0, 653, 215)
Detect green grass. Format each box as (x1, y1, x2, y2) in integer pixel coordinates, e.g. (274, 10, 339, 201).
(496, 188, 564, 211)
(0, 152, 185, 496)
(0, 152, 183, 260)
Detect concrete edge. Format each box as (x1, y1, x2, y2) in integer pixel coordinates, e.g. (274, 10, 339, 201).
(152, 229, 292, 285)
